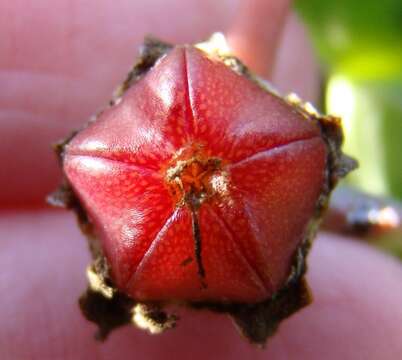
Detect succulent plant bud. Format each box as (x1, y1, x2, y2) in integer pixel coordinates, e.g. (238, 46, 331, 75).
(50, 34, 356, 345)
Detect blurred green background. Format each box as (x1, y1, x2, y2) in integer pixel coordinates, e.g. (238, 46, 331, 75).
(295, 0, 402, 200)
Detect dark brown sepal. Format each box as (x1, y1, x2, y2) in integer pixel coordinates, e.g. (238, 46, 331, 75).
(229, 277, 311, 346)
(79, 287, 135, 340)
(189, 277, 311, 346)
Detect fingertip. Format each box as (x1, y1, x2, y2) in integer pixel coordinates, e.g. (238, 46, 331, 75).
(227, 0, 291, 77)
(272, 13, 321, 103)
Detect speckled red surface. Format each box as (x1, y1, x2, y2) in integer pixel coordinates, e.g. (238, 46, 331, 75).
(63, 46, 327, 303)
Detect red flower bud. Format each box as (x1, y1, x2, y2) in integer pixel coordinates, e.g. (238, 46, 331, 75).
(51, 36, 355, 345)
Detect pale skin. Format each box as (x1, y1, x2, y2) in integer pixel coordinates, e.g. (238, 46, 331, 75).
(1, 0, 402, 359)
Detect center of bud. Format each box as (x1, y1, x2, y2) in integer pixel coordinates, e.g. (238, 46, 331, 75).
(165, 146, 225, 208)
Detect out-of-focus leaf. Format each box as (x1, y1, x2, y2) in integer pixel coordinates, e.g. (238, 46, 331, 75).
(375, 84, 402, 199)
(327, 77, 402, 199)
(295, 0, 402, 80)
(296, 0, 402, 202)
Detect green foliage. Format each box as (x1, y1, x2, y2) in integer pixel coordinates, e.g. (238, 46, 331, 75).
(296, 0, 402, 79)
(295, 0, 402, 200)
